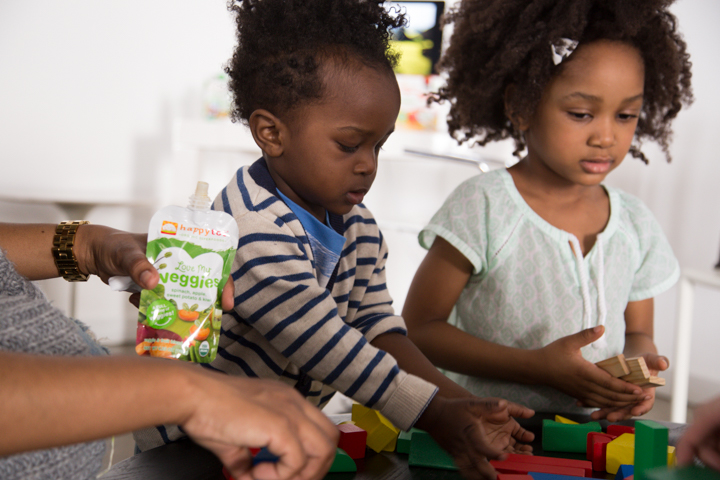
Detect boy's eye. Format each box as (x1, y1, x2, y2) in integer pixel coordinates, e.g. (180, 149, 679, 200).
(337, 143, 359, 153)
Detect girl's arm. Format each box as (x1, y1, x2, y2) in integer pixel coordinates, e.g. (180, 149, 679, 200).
(403, 237, 645, 408)
(588, 298, 669, 421)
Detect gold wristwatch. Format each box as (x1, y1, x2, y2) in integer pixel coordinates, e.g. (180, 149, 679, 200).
(52, 220, 91, 282)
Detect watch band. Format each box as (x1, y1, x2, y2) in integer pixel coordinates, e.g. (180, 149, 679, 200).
(52, 220, 91, 282)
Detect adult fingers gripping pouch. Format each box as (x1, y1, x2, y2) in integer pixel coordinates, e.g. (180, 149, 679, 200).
(136, 182, 239, 363)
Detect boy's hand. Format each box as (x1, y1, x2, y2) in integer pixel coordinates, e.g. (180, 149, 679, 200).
(417, 396, 534, 480)
(537, 326, 645, 409)
(587, 353, 669, 421)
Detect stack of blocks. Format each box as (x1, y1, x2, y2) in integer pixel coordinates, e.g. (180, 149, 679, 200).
(596, 354, 665, 387)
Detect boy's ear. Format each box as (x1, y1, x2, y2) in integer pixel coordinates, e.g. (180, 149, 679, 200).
(504, 84, 529, 131)
(248, 109, 285, 157)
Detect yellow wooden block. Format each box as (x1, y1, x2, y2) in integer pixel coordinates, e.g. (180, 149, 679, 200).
(606, 433, 635, 475)
(667, 445, 676, 467)
(338, 420, 356, 425)
(554, 415, 579, 424)
(351, 403, 371, 422)
(354, 409, 399, 453)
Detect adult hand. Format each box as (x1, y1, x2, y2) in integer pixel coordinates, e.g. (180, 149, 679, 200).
(75, 225, 158, 290)
(417, 396, 534, 480)
(537, 326, 645, 409)
(587, 353, 668, 421)
(677, 396, 720, 471)
(182, 372, 338, 480)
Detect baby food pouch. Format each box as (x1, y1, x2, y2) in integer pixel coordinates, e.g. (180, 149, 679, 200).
(135, 181, 238, 363)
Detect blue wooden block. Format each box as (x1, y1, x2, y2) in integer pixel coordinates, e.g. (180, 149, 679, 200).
(529, 471, 587, 480)
(253, 447, 280, 464)
(616, 464, 635, 480)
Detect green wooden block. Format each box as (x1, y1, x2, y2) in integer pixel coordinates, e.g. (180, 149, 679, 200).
(644, 466, 720, 480)
(329, 448, 357, 473)
(397, 428, 421, 454)
(542, 419, 602, 453)
(408, 430, 458, 470)
(635, 420, 668, 480)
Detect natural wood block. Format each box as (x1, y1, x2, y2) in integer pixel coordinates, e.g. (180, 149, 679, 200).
(596, 354, 631, 377)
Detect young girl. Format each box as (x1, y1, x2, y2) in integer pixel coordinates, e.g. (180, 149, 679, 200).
(135, 1, 535, 476)
(403, 0, 693, 421)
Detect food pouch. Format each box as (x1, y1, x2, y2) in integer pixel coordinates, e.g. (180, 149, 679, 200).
(135, 181, 238, 363)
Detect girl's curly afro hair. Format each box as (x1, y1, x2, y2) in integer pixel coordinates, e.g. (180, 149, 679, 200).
(225, 0, 406, 124)
(432, 0, 693, 163)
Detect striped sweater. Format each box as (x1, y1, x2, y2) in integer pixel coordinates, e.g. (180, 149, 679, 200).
(212, 159, 437, 430)
(134, 159, 437, 451)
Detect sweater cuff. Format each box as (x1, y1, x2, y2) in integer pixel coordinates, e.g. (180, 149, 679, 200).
(379, 373, 438, 431)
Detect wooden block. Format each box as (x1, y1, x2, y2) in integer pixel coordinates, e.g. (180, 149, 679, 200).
(643, 466, 720, 480)
(222, 467, 235, 480)
(490, 460, 585, 477)
(597, 354, 631, 377)
(587, 432, 616, 470)
(593, 438, 613, 472)
(555, 415, 579, 424)
(351, 403, 371, 422)
(337, 423, 367, 459)
(529, 472, 587, 480)
(397, 428, 420, 454)
(505, 453, 592, 477)
(329, 448, 357, 473)
(667, 446, 676, 467)
(608, 425, 636, 436)
(635, 420, 669, 480)
(607, 433, 635, 475)
(616, 464, 635, 480)
(408, 430, 457, 470)
(587, 432, 616, 461)
(623, 357, 650, 379)
(252, 447, 279, 464)
(354, 409, 399, 453)
(542, 419, 602, 453)
(633, 376, 665, 388)
(498, 475, 533, 480)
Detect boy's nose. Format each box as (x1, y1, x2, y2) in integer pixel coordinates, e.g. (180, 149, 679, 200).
(355, 150, 377, 176)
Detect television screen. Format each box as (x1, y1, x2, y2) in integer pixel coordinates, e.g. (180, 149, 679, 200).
(388, 1, 445, 75)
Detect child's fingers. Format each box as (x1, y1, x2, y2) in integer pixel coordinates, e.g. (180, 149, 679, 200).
(454, 453, 498, 480)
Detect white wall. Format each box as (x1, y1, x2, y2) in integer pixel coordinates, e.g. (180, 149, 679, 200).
(0, 0, 717, 403)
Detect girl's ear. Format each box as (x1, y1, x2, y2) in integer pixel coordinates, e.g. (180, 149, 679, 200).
(249, 109, 285, 157)
(504, 84, 529, 131)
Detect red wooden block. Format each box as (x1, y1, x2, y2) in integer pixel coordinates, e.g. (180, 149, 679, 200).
(592, 439, 613, 472)
(608, 425, 635, 436)
(489, 460, 585, 477)
(222, 467, 235, 480)
(587, 432, 617, 461)
(498, 475, 534, 480)
(505, 453, 593, 477)
(337, 423, 368, 459)
(249, 447, 260, 455)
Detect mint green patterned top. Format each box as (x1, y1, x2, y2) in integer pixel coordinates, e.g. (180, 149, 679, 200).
(419, 169, 679, 413)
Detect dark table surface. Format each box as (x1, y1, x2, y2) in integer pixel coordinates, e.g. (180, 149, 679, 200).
(102, 413, 688, 480)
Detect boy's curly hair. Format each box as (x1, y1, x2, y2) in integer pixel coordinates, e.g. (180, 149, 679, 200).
(432, 0, 693, 163)
(226, 0, 406, 124)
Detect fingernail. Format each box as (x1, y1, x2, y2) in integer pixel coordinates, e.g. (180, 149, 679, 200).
(645, 395, 652, 401)
(140, 270, 152, 287)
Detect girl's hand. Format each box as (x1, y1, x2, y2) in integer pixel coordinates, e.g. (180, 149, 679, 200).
(587, 353, 669, 421)
(416, 396, 535, 480)
(537, 326, 645, 408)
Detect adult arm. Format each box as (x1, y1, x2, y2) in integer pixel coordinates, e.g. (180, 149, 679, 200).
(0, 351, 337, 480)
(676, 396, 720, 470)
(402, 236, 644, 408)
(0, 223, 157, 288)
